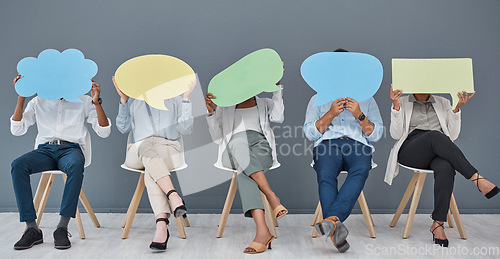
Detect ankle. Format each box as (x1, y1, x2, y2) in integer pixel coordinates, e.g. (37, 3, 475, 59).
(57, 216, 71, 229)
(26, 220, 39, 230)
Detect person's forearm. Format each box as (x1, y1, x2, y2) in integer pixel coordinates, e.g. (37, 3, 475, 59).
(315, 111, 336, 134)
(94, 104, 109, 126)
(12, 96, 26, 121)
(359, 119, 375, 136)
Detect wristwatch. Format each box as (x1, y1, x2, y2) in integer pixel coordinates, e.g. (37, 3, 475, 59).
(92, 98, 102, 105)
(358, 113, 366, 121)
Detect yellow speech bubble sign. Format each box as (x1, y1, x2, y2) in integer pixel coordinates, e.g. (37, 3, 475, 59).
(114, 55, 196, 110)
(392, 58, 474, 109)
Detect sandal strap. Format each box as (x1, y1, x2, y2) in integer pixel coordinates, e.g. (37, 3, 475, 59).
(471, 175, 487, 191)
(431, 220, 444, 233)
(471, 176, 486, 183)
(166, 190, 177, 199)
(156, 218, 169, 224)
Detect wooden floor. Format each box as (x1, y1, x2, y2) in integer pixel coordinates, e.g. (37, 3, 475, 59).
(1, 213, 499, 258)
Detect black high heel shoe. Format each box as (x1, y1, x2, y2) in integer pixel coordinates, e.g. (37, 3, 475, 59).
(430, 220, 449, 247)
(150, 218, 170, 250)
(472, 175, 499, 199)
(166, 190, 187, 218)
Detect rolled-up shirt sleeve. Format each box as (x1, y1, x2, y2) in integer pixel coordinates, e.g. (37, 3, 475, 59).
(176, 98, 194, 135)
(116, 100, 132, 134)
(267, 86, 284, 123)
(303, 95, 323, 141)
(11, 98, 36, 136)
(365, 98, 384, 142)
(85, 99, 111, 138)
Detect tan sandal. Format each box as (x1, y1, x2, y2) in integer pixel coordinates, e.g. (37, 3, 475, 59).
(273, 204, 288, 219)
(243, 236, 274, 254)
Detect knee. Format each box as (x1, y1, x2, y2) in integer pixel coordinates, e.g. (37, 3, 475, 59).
(62, 160, 84, 175)
(431, 160, 455, 176)
(227, 138, 246, 151)
(11, 157, 29, 177)
(428, 131, 448, 141)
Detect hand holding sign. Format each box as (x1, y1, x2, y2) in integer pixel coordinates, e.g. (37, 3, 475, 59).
(391, 58, 475, 109)
(15, 49, 98, 102)
(208, 48, 283, 107)
(114, 54, 196, 110)
(301, 52, 383, 107)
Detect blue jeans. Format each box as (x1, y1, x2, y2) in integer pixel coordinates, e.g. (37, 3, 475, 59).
(11, 143, 85, 222)
(313, 139, 372, 222)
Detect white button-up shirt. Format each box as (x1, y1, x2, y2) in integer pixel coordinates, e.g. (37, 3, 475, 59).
(10, 95, 112, 166)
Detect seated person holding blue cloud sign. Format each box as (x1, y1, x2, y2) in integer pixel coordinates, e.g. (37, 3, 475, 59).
(303, 49, 383, 253)
(205, 64, 287, 254)
(114, 76, 195, 251)
(387, 86, 499, 247)
(10, 75, 111, 250)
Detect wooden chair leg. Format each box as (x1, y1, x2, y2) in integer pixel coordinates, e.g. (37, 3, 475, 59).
(312, 202, 323, 238)
(79, 189, 100, 228)
(169, 200, 187, 239)
(261, 192, 277, 238)
(358, 190, 376, 238)
(36, 174, 55, 226)
(311, 202, 321, 226)
(33, 173, 51, 212)
(216, 172, 238, 238)
(449, 193, 467, 239)
(447, 209, 454, 228)
(122, 174, 145, 239)
(121, 199, 134, 228)
(402, 173, 426, 239)
(182, 216, 190, 227)
(75, 207, 85, 239)
(390, 173, 419, 227)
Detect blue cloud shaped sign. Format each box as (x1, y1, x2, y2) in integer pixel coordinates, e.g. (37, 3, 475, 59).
(15, 49, 98, 102)
(301, 52, 383, 106)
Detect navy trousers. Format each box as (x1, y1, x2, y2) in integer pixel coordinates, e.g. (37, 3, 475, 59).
(11, 143, 85, 222)
(313, 138, 372, 222)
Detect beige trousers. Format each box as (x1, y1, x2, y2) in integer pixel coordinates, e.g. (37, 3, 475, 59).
(125, 137, 183, 217)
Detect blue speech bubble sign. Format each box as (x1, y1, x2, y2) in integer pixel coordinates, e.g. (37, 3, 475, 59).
(15, 49, 98, 102)
(301, 52, 383, 106)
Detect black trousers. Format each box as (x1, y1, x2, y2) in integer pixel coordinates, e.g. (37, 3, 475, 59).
(398, 130, 477, 222)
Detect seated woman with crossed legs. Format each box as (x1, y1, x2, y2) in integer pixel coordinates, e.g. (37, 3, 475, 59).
(387, 85, 499, 247)
(205, 75, 287, 254)
(114, 77, 195, 250)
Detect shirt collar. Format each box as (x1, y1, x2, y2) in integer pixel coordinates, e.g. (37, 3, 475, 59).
(409, 94, 435, 103)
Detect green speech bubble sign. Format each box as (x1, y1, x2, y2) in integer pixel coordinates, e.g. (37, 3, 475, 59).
(208, 48, 283, 107)
(392, 58, 474, 109)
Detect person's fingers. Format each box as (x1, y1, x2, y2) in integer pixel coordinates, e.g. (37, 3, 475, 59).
(344, 97, 356, 103)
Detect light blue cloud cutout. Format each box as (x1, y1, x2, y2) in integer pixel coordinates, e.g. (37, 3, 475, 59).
(15, 49, 98, 102)
(301, 52, 383, 106)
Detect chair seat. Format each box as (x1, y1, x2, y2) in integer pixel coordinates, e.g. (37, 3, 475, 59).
(41, 170, 65, 175)
(214, 163, 280, 172)
(121, 163, 188, 173)
(398, 163, 434, 173)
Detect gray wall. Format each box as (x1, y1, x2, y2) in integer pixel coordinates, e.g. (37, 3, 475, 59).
(1, 0, 499, 216)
